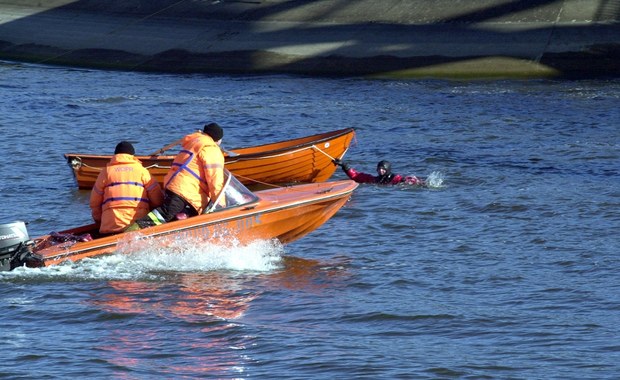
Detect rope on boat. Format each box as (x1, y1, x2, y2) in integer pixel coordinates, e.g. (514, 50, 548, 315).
(311, 144, 337, 161)
(70, 157, 170, 171)
(231, 173, 283, 189)
(143, 164, 172, 170)
(232, 172, 339, 194)
(232, 144, 342, 188)
(311, 132, 358, 161)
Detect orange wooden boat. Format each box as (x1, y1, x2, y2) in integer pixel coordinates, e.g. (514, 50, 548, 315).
(1, 172, 357, 271)
(65, 128, 355, 189)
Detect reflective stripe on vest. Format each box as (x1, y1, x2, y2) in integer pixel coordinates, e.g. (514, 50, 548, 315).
(147, 209, 165, 225)
(102, 181, 149, 206)
(102, 196, 151, 206)
(165, 149, 210, 190)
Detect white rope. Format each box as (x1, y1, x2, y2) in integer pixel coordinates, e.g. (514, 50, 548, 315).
(311, 144, 337, 161)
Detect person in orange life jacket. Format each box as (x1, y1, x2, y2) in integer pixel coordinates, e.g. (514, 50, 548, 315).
(89, 141, 164, 234)
(332, 159, 425, 186)
(128, 122, 226, 230)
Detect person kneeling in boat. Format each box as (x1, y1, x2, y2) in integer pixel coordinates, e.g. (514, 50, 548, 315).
(127, 122, 226, 231)
(90, 141, 164, 235)
(333, 159, 425, 186)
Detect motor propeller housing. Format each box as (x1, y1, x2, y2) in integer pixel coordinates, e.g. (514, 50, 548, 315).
(0, 221, 38, 271)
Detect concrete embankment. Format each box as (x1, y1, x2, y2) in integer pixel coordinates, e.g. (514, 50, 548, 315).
(0, 0, 618, 79)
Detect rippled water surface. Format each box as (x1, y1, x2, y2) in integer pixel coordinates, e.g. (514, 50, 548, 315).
(1, 61, 619, 379)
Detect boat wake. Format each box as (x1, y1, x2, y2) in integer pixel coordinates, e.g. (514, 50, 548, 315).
(2, 235, 285, 280)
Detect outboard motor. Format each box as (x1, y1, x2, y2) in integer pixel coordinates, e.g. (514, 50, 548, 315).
(0, 221, 42, 271)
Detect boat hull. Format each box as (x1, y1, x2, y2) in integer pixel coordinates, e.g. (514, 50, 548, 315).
(65, 128, 355, 189)
(28, 180, 358, 268)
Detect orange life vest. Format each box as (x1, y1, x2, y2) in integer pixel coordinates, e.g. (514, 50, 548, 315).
(90, 154, 164, 234)
(164, 131, 225, 214)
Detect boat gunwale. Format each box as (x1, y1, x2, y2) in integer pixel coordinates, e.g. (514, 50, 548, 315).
(63, 128, 355, 162)
(225, 127, 354, 160)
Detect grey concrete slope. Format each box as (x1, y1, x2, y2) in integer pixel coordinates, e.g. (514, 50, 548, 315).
(0, 0, 618, 79)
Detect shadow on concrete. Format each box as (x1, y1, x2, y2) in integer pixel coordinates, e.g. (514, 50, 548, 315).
(0, 0, 619, 78)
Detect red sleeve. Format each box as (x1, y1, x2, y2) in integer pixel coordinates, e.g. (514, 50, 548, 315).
(345, 168, 376, 184)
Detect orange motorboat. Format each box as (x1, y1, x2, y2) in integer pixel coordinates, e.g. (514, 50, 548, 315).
(65, 128, 356, 189)
(1, 172, 357, 271)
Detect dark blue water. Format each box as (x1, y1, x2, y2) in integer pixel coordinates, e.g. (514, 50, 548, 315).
(1, 61, 619, 379)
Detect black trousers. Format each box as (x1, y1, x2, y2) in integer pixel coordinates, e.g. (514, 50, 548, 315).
(136, 190, 198, 228)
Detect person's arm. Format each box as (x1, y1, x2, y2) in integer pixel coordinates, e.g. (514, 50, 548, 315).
(346, 168, 377, 183)
(142, 169, 164, 209)
(333, 159, 376, 183)
(201, 146, 226, 207)
(89, 172, 106, 222)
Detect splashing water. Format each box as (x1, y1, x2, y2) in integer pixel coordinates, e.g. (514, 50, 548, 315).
(117, 234, 285, 273)
(425, 171, 445, 188)
(2, 235, 285, 281)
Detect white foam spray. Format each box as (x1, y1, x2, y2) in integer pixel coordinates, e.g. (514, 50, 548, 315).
(425, 171, 445, 188)
(2, 234, 285, 280)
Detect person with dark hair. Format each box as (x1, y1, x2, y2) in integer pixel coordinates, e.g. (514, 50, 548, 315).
(90, 141, 164, 234)
(127, 123, 226, 230)
(333, 159, 424, 186)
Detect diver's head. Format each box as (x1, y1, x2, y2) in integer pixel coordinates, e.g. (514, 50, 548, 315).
(376, 160, 392, 176)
